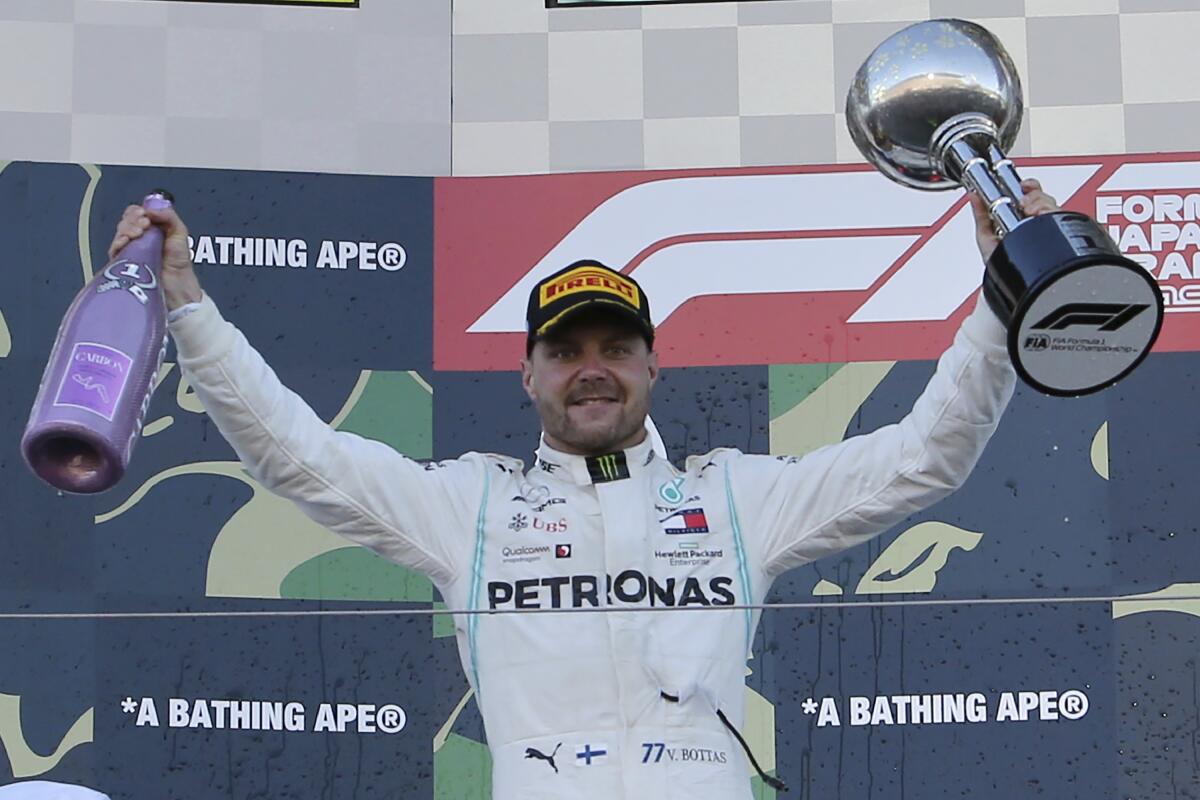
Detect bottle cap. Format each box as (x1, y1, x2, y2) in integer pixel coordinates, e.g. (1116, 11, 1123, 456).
(143, 190, 174, 210)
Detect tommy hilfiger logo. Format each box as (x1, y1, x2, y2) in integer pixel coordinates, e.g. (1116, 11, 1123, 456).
(660, 508, 710, 535)
(586, 452, 629, 483)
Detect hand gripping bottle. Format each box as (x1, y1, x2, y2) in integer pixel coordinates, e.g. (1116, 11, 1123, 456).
(21, 192, 173, 494)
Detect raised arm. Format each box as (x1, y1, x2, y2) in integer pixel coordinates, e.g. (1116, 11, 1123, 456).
(110, 205, 479, 585)
(742, 181, 1058, 575)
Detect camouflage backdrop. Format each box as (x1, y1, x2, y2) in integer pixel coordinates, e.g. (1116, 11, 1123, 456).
(1, 158, 1197, 798)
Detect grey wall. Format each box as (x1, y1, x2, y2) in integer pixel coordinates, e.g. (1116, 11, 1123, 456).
(0, 0, 450, 174)
(2, 0, 1197, 176)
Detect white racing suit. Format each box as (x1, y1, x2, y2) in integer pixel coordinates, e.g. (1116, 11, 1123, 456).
(169, 295, 1016, 799)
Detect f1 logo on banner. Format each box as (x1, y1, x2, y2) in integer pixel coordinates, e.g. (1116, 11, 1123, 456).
(434, 153, 1200, 370)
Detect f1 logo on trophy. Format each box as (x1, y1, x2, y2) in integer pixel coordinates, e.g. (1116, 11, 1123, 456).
(847, 19, 1163, 396)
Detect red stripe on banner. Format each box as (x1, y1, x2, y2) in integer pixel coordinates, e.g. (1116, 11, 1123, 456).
(435, 153, 1200, 370)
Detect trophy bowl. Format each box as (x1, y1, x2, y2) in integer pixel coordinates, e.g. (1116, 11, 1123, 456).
(846, 19, 1023, 191)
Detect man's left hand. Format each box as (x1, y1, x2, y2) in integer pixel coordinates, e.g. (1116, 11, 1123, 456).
(968, 178, 1060, 263)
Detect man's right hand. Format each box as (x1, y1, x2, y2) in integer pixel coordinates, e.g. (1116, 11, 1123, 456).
(967, 178, 1060, 264)
(108, 203, 203, 311)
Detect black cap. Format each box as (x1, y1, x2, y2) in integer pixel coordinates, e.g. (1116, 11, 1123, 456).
(526, 260, 654, 353)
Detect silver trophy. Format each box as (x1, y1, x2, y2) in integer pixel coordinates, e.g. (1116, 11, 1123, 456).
(846, 18, 1162, 396)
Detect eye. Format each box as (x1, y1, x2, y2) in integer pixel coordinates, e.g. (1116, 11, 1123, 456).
(607, 343, 632, 356)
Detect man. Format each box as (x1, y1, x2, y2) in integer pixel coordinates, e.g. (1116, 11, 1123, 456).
(110, 181, 1057, 799)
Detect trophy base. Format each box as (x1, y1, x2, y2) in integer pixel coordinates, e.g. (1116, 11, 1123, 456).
(983, 211, 1164, 397)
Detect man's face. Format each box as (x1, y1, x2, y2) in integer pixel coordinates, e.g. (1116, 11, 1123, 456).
(521, 312, 659, 456)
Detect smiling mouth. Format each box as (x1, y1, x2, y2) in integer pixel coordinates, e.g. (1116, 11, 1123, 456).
(571, 397, 618, 406)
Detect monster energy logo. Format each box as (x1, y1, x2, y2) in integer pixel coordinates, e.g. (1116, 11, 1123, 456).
(586, 452, 629, 483)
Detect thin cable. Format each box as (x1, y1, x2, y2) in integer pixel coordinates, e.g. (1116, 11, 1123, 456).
(0, 592, 1194, 620)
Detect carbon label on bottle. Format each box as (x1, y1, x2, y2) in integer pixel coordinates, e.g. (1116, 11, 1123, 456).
(53, 342, 133, 421)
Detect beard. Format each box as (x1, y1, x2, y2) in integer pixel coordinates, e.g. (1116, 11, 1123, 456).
(535, 391, 649, 455)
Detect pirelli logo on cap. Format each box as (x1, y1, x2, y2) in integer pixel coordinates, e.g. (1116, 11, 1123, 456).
(539, 266, 640, 309)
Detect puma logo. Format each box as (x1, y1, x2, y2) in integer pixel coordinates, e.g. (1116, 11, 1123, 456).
(524, 742, 561, 773)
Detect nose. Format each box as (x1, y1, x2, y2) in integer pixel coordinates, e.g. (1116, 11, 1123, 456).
(576, 347, 609, 380)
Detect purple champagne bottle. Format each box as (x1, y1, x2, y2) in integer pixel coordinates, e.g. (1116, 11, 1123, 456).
(21, 191, 173, 494)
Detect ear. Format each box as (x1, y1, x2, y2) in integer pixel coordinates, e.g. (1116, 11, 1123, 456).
(646, 349, 660, 389)
(521, 357, 536, 401)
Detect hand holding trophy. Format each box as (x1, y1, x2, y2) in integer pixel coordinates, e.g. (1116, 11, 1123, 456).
(846, 19, 1162, 396)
